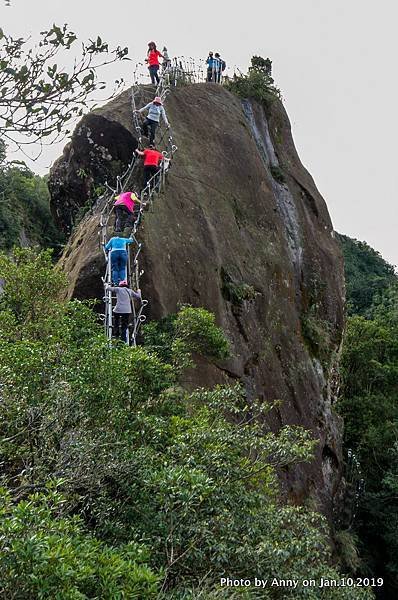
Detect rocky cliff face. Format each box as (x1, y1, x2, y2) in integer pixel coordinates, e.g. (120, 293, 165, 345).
(50, 83, 345, 519)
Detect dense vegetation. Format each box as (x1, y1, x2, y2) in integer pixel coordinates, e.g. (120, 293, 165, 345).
(0, 141, 63, 251)
(338, 233, 396, 316)
(0, 248, 373, 598)
(337, 234, 398, 598)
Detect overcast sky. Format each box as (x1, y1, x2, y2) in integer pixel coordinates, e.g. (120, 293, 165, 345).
(2, 0, 397, 265)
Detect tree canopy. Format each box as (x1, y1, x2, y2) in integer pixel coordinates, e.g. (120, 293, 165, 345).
(337, 235, 398, 597)
(0, 248, 374, 598)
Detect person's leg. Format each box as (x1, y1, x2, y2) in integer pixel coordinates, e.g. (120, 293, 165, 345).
(146, 166, 157, 188)
(111, 251, 119, 284)
(207, 68, 212, 82)
(118, 250, 127, 283)
(113, 313, 121, 338)
(125, 209, 134, 229)
(112, 250, 124, 284)
(154, 65, 160, 84)
(144, 166, 150, 187)
(114, 207, 124, 232)
(149, 66, 156, 84)
(142, 118, 149, 138)
(148, 120, 158, 145)
(120, 313, 129, 343)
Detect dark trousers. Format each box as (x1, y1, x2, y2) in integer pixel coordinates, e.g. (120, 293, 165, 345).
(207, 67, 214, 82)
(114, 312, 129, 343)
(142, 118, 158, 144)
(114, 205, 134, 232)
(110, 249, 127, 284)
(149, 65, 160, 84)
(144, 165, 160, 188)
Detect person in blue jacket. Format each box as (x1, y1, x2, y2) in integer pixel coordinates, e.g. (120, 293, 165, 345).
(206, 51, 215, 82)
(104, 236, 134, 285)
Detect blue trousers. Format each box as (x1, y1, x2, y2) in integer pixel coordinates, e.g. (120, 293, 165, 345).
(149, 65, 160, 84)
(111, 249, 127, 284)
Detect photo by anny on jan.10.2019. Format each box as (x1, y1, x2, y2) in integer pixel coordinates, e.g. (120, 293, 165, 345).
(0, 0, 397, 598)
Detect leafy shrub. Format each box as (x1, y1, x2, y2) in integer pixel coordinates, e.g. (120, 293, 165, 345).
(225, 55, 282, 108)
(0, 487, 159, 599)
(221, 268, 257, 306)
(143, 305, 230, 370)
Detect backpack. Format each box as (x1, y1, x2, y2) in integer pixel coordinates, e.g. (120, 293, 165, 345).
(221, 60, 226, 71)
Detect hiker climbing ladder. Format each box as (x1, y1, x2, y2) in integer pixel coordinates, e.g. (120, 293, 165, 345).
(99, 62, 178, 345)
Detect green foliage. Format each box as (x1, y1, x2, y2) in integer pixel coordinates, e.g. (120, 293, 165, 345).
(337, 233, 397, 316)
(334, 529, 362, 573)
(0, 247, 67, 339)
(143, 305, 230, 370)
(221, 269, 257, 306)
(0, 250, 372, 598)
(0, 487, 159, 599)
(0, 25, 128, 147)
(225, 55, 282, 108)
(300, 308, 333, 367)
(0, 143, 62, 251)
(337, 237, 398, 594)
(173, 305, 230, 363)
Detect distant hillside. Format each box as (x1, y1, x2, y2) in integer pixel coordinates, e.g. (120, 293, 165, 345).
(0, 150, 63, 252)
(337, 233, 397, 315)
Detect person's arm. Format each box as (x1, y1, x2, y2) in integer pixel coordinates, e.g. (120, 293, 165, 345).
(129, 288, 142, 301)
(105, 239, 112, 252)
(106, 285, 118, 292)
(126, 238, 134, 245)
(138, 102, 151, 114)
(135, 149, 145, 157)
(161, 106, 169, 127)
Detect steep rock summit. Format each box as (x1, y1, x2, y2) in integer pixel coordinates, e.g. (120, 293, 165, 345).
(50, 83, 345, 518)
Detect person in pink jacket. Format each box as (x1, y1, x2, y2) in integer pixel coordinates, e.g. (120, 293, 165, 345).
(114, 191, 141, 232)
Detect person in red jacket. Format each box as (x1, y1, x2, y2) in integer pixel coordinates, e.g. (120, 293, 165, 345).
(146, 41, 163, 85)
(135, 145, 164, 188)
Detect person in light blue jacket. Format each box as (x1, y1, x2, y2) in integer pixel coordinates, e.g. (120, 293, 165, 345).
(137, 96, 170, 145)
(206, 52, 215, 82)
(104, 236, 134, 285)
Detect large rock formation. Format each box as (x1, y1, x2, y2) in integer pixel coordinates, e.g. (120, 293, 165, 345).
(50, 83, 345, 519)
